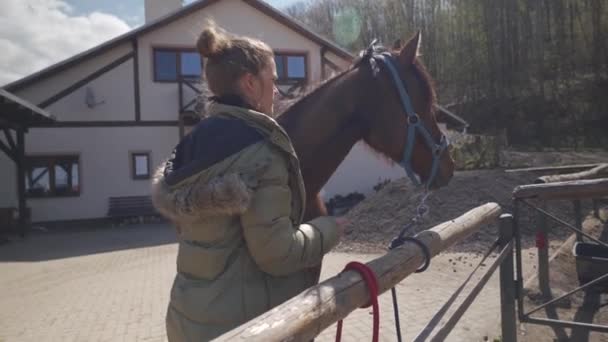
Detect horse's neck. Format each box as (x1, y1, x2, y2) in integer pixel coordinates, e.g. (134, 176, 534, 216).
(278, 70, 365, 200)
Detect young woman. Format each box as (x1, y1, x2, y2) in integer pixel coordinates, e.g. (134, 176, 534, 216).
(151, 21, 344, 341)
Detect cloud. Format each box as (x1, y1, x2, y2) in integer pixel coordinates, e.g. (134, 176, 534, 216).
(0, 0, 131, 86)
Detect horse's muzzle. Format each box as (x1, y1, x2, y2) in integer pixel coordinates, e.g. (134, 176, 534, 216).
(428, 159, 454, 190)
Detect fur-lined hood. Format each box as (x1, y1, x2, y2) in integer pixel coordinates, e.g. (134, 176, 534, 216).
(151, 102, 305, 224)
(151, 156, 268, 223)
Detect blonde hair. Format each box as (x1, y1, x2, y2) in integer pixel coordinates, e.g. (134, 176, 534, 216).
(197, 20, 274, 97)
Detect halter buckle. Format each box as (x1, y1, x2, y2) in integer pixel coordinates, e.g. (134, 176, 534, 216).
(434, 145, 443, 156)
(407, 114, 420, 125)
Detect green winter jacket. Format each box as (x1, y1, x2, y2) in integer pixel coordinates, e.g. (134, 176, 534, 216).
(151, 102, 340, 341)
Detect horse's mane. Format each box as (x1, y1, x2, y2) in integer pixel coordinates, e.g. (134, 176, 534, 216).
(276, 46, 436, 118)
(275, 64, 353, 117)
(411, 59, 437, 115)
(275, 44, 438, 169)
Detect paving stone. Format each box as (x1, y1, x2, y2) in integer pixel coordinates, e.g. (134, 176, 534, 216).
(0, 224, 502, 342)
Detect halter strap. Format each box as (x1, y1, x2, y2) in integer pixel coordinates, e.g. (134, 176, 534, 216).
(369, 52, 449, 189)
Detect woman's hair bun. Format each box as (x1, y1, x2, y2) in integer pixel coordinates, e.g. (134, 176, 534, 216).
(197, 21, 231, 58)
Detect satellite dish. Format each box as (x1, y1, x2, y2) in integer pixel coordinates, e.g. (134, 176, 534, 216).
(85, 87, 105, 108)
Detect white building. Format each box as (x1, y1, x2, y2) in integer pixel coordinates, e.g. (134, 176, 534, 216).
(1, 0, 409, 224)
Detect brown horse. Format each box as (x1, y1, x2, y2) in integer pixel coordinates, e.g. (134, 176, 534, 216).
(277, 33, 455, 222)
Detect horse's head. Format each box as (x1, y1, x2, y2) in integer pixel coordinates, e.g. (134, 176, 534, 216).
(356, 32, 454, 190)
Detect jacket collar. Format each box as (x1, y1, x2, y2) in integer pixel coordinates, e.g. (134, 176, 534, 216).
(207, 102, 298, 159)
(206, 102, 306, 223)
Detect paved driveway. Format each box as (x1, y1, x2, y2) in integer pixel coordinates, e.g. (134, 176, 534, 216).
(0, 224, 503, 341)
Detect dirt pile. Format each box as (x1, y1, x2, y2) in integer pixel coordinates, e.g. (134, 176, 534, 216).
(338, 169, 583, 254)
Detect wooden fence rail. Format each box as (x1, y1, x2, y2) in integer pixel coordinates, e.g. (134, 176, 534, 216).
(535, 163, 608, 184)
(505, 163, 602, 174)
(216, 203, 502, 341)
(513, 178, 608, 201)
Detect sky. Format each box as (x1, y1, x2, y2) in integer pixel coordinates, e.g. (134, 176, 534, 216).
(0, 0, 302, 86)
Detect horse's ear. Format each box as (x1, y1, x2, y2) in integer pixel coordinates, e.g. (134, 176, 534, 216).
(392, 39, 402, 50)
(399, 31, 421, 65)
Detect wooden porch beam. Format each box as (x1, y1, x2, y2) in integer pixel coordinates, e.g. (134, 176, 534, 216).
(16, 128, 27, 237)
(0, 117, 20, 131)
(0, 138, 17, 162)
(132, 39, 141, 121)
(322, 56, 341, 71)
(3, 128, 16, 150)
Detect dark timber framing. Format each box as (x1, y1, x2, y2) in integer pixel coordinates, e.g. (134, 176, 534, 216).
(322, 56, 341, 73)
(0, 89, 54, 237)
(38, 52, 134, 109)
(3, 128, 16, 150)
(132, 39, 141, 121)
(320, 46, 327, 79)
(16, 129, 25, 236)
(0, 135, 16, 161)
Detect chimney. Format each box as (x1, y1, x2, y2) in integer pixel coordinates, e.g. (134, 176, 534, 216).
(145, 0, 183, 23)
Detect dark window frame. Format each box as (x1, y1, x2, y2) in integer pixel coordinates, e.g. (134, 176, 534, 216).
(152, 47, 203, 83)
(25, 155, 81, 198)
(131, 152, 151, 180)
(274, 51, 309, 85)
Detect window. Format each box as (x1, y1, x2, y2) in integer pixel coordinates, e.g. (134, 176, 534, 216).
(25, 155, 80, 198)
(131, 152, 150, 180)
(153, 48, 202, 82)
(274, 53, 307, 84)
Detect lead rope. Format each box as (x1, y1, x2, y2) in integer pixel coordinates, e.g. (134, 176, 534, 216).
(388, 191, 432, 342)
(335, 262, 380, 342)
(334, 192, 432, 342)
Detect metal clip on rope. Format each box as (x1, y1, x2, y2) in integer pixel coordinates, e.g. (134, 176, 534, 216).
(388, 191, 432, 342)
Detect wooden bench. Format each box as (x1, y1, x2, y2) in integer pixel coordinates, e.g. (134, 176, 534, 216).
(107, 196, 159, 220)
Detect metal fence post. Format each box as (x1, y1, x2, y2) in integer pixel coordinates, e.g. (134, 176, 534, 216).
(537, 201, 551, 299)
(499, 214, 517, 342)
(573, 199, 583, 242)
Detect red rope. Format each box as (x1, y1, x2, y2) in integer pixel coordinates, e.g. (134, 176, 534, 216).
(335, 261, 380, 342)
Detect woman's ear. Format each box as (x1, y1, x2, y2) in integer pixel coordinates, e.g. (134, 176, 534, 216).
(238, 72, 254, 94)
(236, 72, 261, 108)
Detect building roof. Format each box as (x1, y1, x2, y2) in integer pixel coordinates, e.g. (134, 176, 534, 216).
(3, 0, 354, 93)
(0, 89, 55, 127)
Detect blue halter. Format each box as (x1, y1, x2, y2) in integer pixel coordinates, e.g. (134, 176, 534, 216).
(360, 41, 450, 189)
